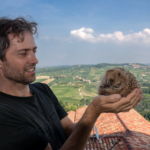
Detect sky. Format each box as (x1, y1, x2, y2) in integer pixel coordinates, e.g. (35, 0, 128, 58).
(0, 0, 150, 67)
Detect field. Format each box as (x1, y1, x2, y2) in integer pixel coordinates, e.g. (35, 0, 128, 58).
(34, 79, 47, 83)
(34, 63, 150, 121)
(35, 64, 150, 104)
(41, 78, 55, 84)
(52, 85, 81, 103)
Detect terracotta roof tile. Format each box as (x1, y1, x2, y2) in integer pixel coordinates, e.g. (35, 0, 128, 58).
(74, 106, 88, 123)
(118, 109, 150, 135)
(68, 106, 150, 150)
(67, 111, 75, 122)
(84, 137, 129, 150)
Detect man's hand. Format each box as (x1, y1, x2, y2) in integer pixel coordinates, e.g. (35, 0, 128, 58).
(59, 88, 143, 150)
(91, 88, 143, 114)
(44, 143, 52, 150)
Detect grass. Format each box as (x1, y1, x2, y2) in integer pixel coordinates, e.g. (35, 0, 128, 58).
(143, 93, 150, 98)
(52, 85, 82, 103)
(36, 66, 150, 104)
(33, 79, 47, 83)
(80, 86, 97, 97)
(35, 65, 150, 122)
(83, 96, 95, 101)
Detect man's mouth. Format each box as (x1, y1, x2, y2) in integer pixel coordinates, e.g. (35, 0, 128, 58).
(26, 68, 35, 73)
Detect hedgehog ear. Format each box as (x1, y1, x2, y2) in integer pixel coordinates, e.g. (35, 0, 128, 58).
(107, 69, 113, 73)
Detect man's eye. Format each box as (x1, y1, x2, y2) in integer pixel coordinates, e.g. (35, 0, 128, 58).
(20, 53, 26, 55)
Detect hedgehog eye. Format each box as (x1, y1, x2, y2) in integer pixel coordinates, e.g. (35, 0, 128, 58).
(118, 73, 121, 76)
(110, 79, 113, 82)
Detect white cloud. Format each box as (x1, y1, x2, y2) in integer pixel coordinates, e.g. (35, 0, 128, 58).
(70, 28, 150, 44)
(70, 27, 96, 42)
(97, 31, 125, 42)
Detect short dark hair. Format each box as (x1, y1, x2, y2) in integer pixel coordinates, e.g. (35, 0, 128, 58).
(0, 17, 37, 61)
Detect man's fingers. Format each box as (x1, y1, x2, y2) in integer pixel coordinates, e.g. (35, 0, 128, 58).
(104, 94, 121, 103)
(120, 89, 143, 112)
(113, 89, 138, 108)
(134, 94, 143, 108)
(93, 88, 142, 114)
(126, 88, 138, 101)
(95, 94, 121, 105)
(129, 89, 141, 105)
(118, 95, 142, 112)
(131, 89, 143, 107)
(117, 96, 140, 112)
(116, 90, 142, 112)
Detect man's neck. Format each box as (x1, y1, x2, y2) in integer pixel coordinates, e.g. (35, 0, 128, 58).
(0, 79, 32, 97)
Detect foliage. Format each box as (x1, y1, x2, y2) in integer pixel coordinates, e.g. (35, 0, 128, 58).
(58, 100, 82, 112)
(140, 110, 150, 121)
(135, 93, 150, 121)
(95, 63, 128, 68)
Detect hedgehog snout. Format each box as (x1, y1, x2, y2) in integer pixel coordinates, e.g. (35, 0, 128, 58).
(108, 79, 114, 86)
(100, 83, 110, 88)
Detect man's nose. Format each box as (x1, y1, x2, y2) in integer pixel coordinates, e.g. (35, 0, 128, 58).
(28, 51, 38, 65)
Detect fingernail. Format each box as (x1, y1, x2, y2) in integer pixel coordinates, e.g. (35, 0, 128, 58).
(115, 94, 120, 100)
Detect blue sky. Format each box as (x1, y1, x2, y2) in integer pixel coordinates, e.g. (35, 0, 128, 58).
(0, 0, 150, 67)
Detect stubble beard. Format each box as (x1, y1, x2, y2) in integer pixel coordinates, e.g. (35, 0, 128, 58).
(2, 61, 36, 85)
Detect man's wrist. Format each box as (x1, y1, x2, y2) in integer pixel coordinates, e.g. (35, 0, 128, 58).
(91, 96, 102, 115)
(78, 101, 101, 127)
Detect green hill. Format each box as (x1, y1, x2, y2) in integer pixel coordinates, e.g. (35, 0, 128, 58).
(34, 63, 150, 121)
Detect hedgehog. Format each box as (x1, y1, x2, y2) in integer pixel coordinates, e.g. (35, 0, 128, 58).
(98, 68, 141, 97)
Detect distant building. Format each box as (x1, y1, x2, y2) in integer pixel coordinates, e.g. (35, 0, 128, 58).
(67, 82, 72, 85)
(59, 75, 66, 78)
(85, 80, 91, 84)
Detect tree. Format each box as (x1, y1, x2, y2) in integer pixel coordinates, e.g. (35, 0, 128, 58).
(59, 100, 66, 109)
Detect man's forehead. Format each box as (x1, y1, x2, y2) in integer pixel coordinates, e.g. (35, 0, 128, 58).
(8, 32, 36, 50)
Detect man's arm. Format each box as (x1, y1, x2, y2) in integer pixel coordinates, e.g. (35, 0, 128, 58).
(59, 88, 142, 150)
(45, 88, 142, 150)
(60, 116, 76, 137)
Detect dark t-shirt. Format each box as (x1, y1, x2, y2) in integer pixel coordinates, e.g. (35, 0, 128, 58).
(0, 83, 68, 150)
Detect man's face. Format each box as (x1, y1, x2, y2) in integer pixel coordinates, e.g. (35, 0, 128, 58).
(0, 31, 38, 85)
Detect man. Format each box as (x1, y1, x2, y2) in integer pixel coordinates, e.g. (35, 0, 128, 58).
(0, 17, 142, 150)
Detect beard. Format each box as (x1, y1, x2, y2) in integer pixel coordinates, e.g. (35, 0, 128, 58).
(2, 61, 36, 85)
